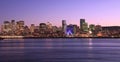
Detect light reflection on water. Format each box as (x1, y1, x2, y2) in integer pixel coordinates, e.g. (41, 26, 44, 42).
(0, 38, 120, 62)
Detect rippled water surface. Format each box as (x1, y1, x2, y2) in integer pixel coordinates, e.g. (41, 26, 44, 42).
(0, 38, 120, 62)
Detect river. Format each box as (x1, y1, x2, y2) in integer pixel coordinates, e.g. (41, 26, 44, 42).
(0, 38, 120, 62)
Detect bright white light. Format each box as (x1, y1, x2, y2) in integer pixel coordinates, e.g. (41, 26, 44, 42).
(89, 31, 92, 34)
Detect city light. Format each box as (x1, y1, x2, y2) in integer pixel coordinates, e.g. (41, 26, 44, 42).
(0, 19, 120, 38)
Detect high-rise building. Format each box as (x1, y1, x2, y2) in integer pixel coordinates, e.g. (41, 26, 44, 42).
(66, 24, 74, 37)
(89, 24, 95, 31)
(80, 19, 85, 31)
(83, 22, 88, 32)
(39, 23, 47, 29)
(73, 25, 79, 34)
(11, 20, 15, 25)
(80, 19, 88, 32)
(62, 20, 67, 34)
(3, 21, 11, 33)
(24, 25, 30, 35)
(19, 21, 24, 27)
(11, 20, 16, 35)
(39, 23, 47, 34)
(46, 22, 52, 29)
(52, 26, 58, 32)
(30, 24, 35, 33)
(16, 21, 24, 31)
(34, 26, 39, 33)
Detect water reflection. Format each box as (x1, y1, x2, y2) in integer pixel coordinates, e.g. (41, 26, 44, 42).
(45, 39, 53, 49)
(88, 38, 93, 49)
(0, 39, 25, 56)
(85, 38, 94, 60)
(0, 39, 120, 62)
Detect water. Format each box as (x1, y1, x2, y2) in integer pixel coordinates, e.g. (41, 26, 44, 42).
(0, 38, 120, 62)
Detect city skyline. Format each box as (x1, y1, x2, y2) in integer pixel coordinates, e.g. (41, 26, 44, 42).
(0, 19, 120, 38)
(0, 0, 120, 26)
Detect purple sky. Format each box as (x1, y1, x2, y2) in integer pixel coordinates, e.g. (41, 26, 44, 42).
(0, 0, 120, 27)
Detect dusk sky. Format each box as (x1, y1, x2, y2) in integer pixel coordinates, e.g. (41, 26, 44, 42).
(0, 0, 120, 27)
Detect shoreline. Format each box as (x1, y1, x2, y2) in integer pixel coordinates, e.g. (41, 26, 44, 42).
(0, 36, 120, 40)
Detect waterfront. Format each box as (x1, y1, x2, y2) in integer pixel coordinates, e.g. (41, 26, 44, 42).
(0, 38, 120, 62)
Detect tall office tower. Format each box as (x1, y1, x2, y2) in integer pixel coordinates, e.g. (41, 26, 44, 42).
(80, 19, 85, 31)
(16, 21, 20, 30)
(39, 23, 47, 29)
(11, 20, 15, 25)
(11, 20, 16, 35)
(62, 20, 67, 34)
(24, 25, 30, 35)
(39, 23, 47, 34)
(18, 21, 25, 31)
(3, 21, 11, 33)
(30, 24, 35, 33)
(19, 21, 24, 27)
(11, 20, 15, 28)
(82, 22, 88, 32)
(46, 22, 52, 29)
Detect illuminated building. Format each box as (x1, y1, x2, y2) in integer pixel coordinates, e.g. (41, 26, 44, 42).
(19, 21, 24, 31)
(46, 22, 53, 34)
(30, 24, 35, 33)
(46, 22, 52, 29)
(16, 21, 25, 31)
(19, 21, 24, 26)
(102, 26, 120, 31)
(95, 25, 102, 32)
(83, 22, 88, 32)
(94, 25, 102, 36)
(24, 26, 30, 36)
(15, 21, 25, 35)
(80, 19, 85, 31)
(16, 21, 20, 30)
(62, 20, 67, 34)
(66, 24, 74, 37)
(3, 21, 11, 33)
(89, 24, 95, 31)
(39, 23, 47, 34)
(34, 26, 40, 36)
(52, 26, 58, 32)
(39, 23, 47, 30)
(11, 20, 16, 35)
(73, 25, 79, 34)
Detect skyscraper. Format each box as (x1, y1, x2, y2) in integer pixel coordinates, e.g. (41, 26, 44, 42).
(11, 20, 16, 35)
(3, 21, 11, 33)
(16, 21, 25, 31)
(62, 20, 67, 34)
(30, 24, 35, 33)
(19, 21, 24, 27)
(46, 22, 52, 29)
(39, 23, 47, 34)
(80, 19, 85, 31)
(83, 22, 88, 32)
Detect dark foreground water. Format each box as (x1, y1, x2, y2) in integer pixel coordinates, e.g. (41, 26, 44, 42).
(0, 38, 120, 62)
